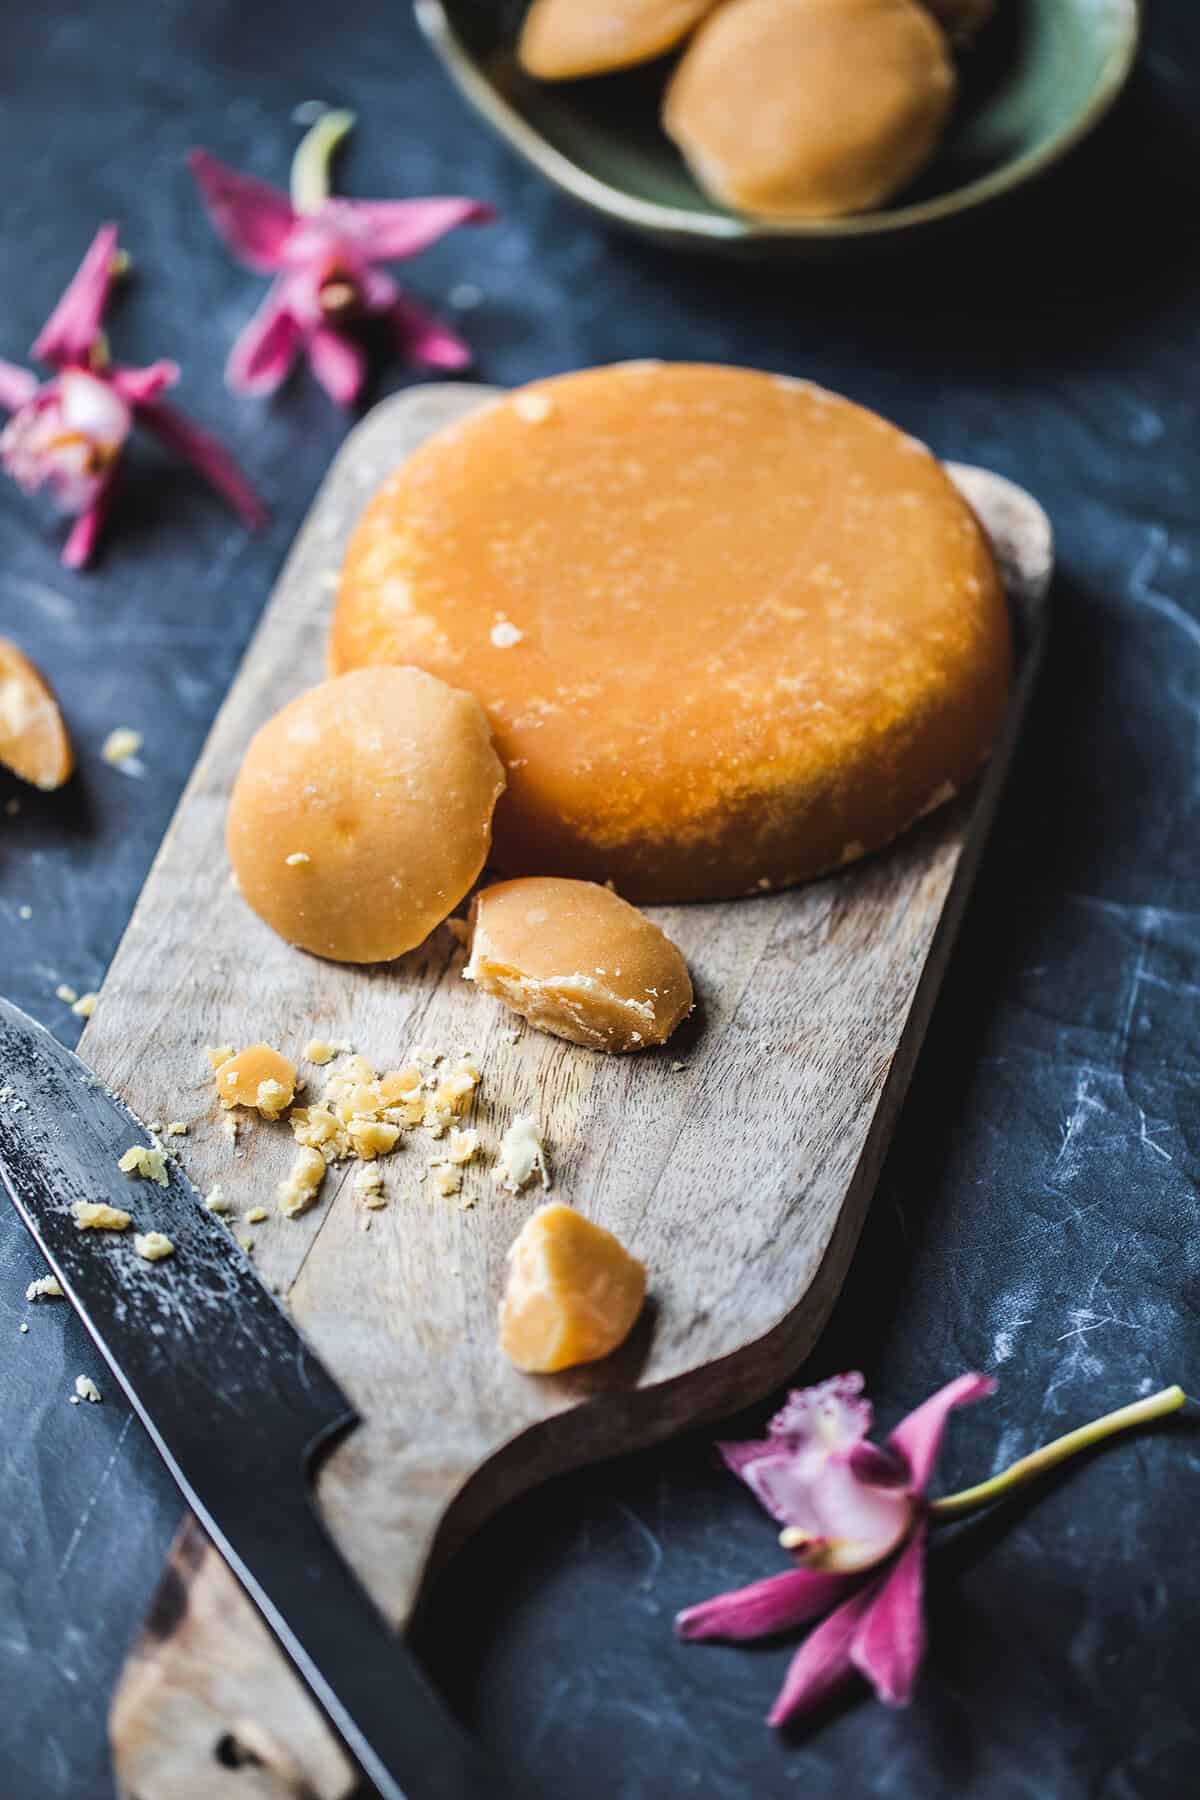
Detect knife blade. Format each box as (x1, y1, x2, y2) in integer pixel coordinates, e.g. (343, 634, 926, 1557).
(0, 996, 498, 1800)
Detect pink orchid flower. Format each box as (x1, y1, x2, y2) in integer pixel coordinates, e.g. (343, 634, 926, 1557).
(676, 1373, 1186, 1728)
(678, 1372, 994, 1723)
(189, 110, 493, 407)
(0, 224, 265, 569)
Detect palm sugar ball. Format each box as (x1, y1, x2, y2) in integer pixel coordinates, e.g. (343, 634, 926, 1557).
(519, 0, 718, 80)
(663, 0, 956, 220)
(227, 667, 505, 963)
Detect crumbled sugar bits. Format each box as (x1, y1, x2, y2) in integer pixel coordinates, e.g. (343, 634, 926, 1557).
(73, 1375, 102, 1404)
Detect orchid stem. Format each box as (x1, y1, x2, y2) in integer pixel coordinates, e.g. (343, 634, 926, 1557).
(930, 1384, 1186, 1522)
(291, 108, 356, 214)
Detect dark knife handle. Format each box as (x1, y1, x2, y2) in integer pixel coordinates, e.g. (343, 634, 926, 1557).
(213, 1471, 500, 1800)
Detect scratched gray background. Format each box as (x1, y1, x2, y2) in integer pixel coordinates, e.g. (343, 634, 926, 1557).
(1, 2, 1198, 1796)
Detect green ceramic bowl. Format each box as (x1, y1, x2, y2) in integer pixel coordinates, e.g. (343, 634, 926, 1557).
(414, 0, 1142, 256)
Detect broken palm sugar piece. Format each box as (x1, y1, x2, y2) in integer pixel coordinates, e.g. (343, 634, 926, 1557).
(499, 1202, 647, 1373)
(519, 0, 718, 78)
(495, 1115, 550, 1194)
(72, 1201, 131, 1231)
(278, 1146, 326, 1217)
(226, 668, 505, 963)
(215, 1044, 297, 1118)
(663, 0, 955, 221)
(0, 638, 74, 790)
(332, 363, 1008, 901)
(118, 1144, 169, 1186)
(466, 877, 693, 1052)
(205, 1044, 235, 1072)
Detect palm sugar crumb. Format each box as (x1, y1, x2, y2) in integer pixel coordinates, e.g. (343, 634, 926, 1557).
(278, 1146, 326, 1218)
(354, 1163, 387, 1209)
(71, 992, 98, 1018)
(203, 1186, 230, 1213)
(101, 727, 143, 767)
(74, 1375, 102, 1403)
(118, 1144, 169, 1186)
(244, 1206, 268, 1224)
(495, 1115, 551, 1193)
(26, 1275, 63, 1301)
(205, 1043, 235, 1071)
(134, 1231, 175, 1262)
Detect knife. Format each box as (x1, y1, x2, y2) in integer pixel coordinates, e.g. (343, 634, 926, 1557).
(0, 996, 499, 1800)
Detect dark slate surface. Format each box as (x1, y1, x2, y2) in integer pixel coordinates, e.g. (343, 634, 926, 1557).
(2, 3, 1199, 1796)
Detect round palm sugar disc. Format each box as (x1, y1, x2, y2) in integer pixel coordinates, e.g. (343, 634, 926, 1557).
(332, 362, 1011, 903)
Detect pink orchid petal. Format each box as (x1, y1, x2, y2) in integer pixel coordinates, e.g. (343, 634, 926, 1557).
(766, 1579, 880, 1727)
(306, 327, 365, 407)
(188, 150, 297, 273)
(136, 401, 266, 529)
(322, 196, 494, 261)
(849, 1521, 927, 1707)
(226, 289, 305, 395)
(109, 360, 179, 406)
(888, 1373, 997, 1494)
(847, 1440, 910, 1489)
(676, 1567, 853, 1643)
(0, 359, 38, 412)
(784, 1456, 914, 1572)
(33, 223, 120, 369)
(61, 471, 119, 570)
(387, 292, 472, 370)
(768, 1373, 873, 1446)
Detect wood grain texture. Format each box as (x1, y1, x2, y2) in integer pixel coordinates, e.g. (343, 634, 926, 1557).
(99, 384, 1052, 1798)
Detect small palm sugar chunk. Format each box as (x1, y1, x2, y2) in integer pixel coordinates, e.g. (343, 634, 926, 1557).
(0, 638, 74, 790)
(519, 0, 718, 79)
(664, 0, 956, 220)
(466, 878, 693, 1052)
(499, 1203, 646, 1373)
(226, 668, 505, 963)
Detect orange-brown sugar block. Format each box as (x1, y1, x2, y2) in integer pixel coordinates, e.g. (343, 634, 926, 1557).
(0, 638, 74, 790)
(467, 877, 693, 1052)
(332, 363, 1011, 903)
(499, 1202, 647, 1373)
(214, 1043, 297, 1118)
(227, 667, 505, 962)
(663, 0, 955, 220)
(519, 0, 718, 79)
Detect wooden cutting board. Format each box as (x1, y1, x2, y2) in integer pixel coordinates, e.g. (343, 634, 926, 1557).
(92, 383, 1052, 1800)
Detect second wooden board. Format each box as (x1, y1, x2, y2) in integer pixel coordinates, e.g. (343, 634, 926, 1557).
(95, 384, 1052, 1798)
